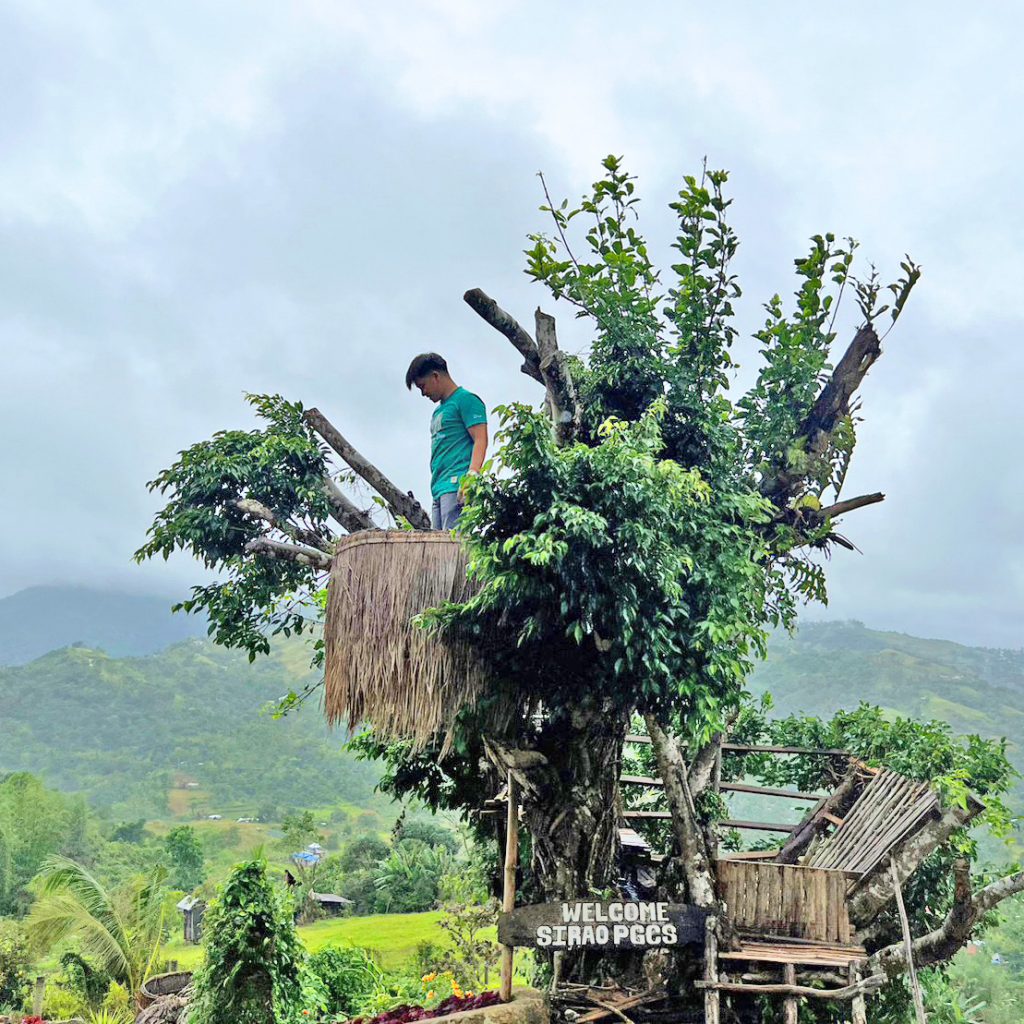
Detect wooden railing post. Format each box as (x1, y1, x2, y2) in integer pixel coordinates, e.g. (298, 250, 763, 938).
(500, 772, 520, 1002)
(782, 964, 798, 1024)
(704, 915, 720, 1024)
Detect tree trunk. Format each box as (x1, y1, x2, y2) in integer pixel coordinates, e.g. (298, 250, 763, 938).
(524, 701, 628, 903)
(496, 700, 628, 983)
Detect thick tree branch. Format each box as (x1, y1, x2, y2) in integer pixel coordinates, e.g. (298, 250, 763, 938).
(815, 492, 885, 521)
(464, 288, 544, 383)
(698, 974, 885, 1001)
(764, 324, 882, 505)
(850, 795, 983, 928)
(321, 476, 375, 533)
(244, 537, 331, 571)
(304, 408, 431, 530)
(643, 714, 716, 907)
(233, 499, 333, 553)
(535, 309, 581, 445)
(870, 860, 1024, 976)
(688, 734, 722, 799)
(776, 767, 862, 864)
(805, 325, 882, 440)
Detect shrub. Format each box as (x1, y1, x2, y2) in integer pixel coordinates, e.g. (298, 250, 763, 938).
(307, 945, 384, 1016)
(188, 858, 305, 1024)
(59, 951, 112, 1010)
(101, 980, 131, 1018)
(40, 981, 89, 1021)
(0, 920, 31, 1010)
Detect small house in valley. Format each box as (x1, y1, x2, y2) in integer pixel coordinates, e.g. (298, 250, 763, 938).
(176, 895, 206, 944)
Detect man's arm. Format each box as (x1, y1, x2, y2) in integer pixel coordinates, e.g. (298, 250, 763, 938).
(459, 423, 488, 503)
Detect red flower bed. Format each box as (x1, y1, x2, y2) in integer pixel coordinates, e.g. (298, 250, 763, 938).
(352, 990, 502, 1024)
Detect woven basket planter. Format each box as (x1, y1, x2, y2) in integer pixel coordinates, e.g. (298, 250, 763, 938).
(137, 971, 192, 1010)
(324, 530, 489, 749)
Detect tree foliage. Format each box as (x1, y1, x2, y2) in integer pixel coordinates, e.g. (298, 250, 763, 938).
(164, 825, 205, 892)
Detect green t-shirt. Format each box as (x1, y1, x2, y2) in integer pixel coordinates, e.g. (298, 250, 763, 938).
(430, 387, 487, 498)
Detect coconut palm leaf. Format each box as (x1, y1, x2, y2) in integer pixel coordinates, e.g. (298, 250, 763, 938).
(26, 856, 167, 994)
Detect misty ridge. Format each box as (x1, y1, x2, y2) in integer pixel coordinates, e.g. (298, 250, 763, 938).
(2, 586, 1021, 820)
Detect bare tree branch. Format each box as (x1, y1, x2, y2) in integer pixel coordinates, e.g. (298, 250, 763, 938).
(244, 537, 331, 571)
(305, 408, 431, 530)
(764, 324, 882, 505)
(815, 492, 885, 521)
(870, 860, 1024, 976)
(464, 288, 544, 383)
(321, 476, 375, 533)
(851, 795, 984, 928)
(535, 308, 581, 444)
(233, 499, 333, 553)
(776, 768, 862, 864)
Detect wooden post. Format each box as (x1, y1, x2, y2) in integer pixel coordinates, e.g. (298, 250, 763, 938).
(704, 915, 720, 1024)
(32, 976, 45, 1016)
(891, 856, 927, 1024)
(500, 772, 520, 1003)
(849, 964, 867, 1024)
(782, 964, 798, 1024)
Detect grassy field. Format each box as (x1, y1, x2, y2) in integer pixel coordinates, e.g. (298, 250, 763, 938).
(163, 911, 452, 971)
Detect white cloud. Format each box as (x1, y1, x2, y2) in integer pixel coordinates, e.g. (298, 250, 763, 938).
(1, 1, 1023, 647)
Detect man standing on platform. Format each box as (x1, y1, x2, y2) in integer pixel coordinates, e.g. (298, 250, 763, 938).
(406, 353, 488, 531)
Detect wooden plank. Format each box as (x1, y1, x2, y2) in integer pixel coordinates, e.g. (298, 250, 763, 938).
(619, 777, 826, 801)
(623, 736, 849, 756)
(622, 813, 797, 831)
(721, 782, 826, 801)
(721, 943, 867, 968)
(717, 850, 781, 861)
(769, 861, 783, 935)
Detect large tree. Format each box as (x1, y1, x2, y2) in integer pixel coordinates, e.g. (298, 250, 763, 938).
(138, 158, 1023, 1011)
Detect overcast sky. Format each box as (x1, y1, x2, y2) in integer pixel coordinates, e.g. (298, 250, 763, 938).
(2, 1, 1021, 649)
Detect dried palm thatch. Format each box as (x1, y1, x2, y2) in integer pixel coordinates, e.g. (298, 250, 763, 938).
(324, 530, 494, 750)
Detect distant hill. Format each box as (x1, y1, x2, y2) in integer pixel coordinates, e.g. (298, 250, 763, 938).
(2, 591, 1022, 826)
(0, 585, 205, 665)
(750, 620, 1024, 775)
(0, 636, 382, 820)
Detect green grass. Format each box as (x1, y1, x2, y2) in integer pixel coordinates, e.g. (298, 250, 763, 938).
(163, 911, 450, 972)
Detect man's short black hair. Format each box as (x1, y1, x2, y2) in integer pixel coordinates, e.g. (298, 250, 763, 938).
(406, 352, 449, 389)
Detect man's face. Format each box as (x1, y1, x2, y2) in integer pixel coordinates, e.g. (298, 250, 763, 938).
(414, 372, 445, 402)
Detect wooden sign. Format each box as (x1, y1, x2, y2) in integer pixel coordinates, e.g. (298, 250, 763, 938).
(498, 901, 707, 950)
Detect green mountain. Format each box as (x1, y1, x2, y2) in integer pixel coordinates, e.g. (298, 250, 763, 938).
(0, 636, 381, 820)
(0, 585, 206, 666)
(750, 620, 1024, 761)
(1, 597, 1021, 827)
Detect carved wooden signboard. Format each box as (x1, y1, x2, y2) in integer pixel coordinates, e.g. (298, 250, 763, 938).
(498, 901, 707, 950)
